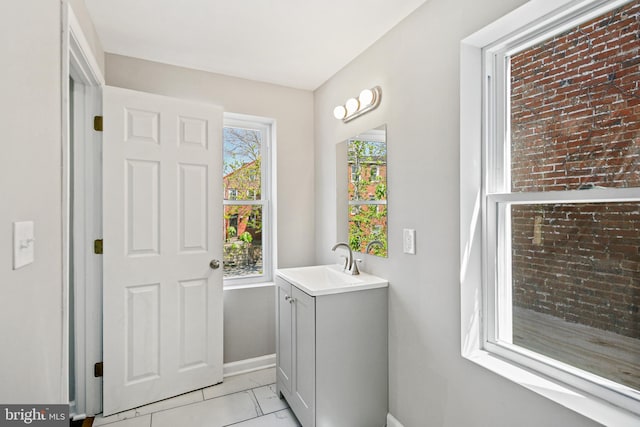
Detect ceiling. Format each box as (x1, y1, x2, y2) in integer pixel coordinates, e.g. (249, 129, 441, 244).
(84, 0, 428, 90)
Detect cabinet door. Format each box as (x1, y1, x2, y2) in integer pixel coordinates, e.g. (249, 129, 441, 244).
(292, 286, 315, 427)
(276, 277, 293, 394)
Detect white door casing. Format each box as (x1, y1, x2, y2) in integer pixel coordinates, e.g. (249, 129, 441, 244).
(103, 86, 223, 415)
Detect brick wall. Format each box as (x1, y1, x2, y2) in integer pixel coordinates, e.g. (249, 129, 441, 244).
(510, 1, 640, 338)
(512, 203, 640, 337)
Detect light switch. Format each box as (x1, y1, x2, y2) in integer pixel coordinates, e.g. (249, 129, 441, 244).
(403, 228, 416, 254)
(13, 221, 35, 269)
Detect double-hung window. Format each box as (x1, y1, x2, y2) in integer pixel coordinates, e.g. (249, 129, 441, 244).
(222, 114, 273, 286)
(461, 0, 640, 423)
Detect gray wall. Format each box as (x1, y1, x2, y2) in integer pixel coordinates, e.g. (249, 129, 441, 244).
(0, 0, 64, 403)
(223, 287, 276, 362)
(313, 0, 601, 426)
(0, 0, 105, 404)
(105, 54, 315, 362)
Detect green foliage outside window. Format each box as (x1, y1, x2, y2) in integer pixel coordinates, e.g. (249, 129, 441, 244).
(348, 139, 387, 256)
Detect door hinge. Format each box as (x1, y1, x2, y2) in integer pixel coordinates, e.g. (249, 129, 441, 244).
(94, 362, 103, 378)
(94, 239, 103, 255)
(94, 116, 103, 132)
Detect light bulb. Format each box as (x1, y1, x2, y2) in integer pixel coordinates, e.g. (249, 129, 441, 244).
(359, 88, 375, 107)
(333, 105, 347, 120)
(345, 97, 359, 115)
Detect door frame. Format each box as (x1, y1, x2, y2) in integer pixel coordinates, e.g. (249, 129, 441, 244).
(62, 1, 104, 419)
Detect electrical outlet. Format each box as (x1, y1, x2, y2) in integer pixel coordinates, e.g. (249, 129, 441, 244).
(13, 221, 35, 269)
(403, 228, 416, 254)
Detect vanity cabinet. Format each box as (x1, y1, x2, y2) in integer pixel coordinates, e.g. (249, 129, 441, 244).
(275, 272, 388, 427)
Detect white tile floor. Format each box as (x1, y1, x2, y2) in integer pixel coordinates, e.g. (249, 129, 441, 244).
(92, 368, 300, 427)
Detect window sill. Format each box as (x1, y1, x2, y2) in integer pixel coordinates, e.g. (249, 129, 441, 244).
(463, 349, 640, 426)
(223, 281, 274, 291)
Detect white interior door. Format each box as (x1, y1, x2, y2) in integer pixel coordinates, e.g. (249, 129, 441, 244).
(102, 86, 223, 415)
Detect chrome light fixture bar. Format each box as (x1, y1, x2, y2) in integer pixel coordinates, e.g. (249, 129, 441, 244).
(333, 86, 382, 123)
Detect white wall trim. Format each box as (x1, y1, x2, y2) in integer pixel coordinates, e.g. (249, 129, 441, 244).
(386, 413, 405, 427)
(66, 3, 105, 86)
(62, 0, 104, 418)
(223, 354, 276, 378)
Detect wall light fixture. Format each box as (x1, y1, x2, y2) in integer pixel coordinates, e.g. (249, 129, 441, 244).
(333, 86, 382, 123)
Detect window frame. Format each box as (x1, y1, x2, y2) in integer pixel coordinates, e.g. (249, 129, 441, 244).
(223, 113, 275, 288)
(461, 0, 640, 424)
(370, 165, 380, 181)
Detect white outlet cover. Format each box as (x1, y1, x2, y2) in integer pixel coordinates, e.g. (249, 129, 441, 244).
(403, 228, 416, 255)
(13, 221, 35, 269)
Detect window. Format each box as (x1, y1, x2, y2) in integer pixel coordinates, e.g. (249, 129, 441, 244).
(223, 114, 273, 286)
(461, 0, 640, 423)
(350, 164, 358, 183)
(370, 165, 380, 181)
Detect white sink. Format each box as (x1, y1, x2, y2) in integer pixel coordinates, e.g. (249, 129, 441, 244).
(276, 264, 388, 296)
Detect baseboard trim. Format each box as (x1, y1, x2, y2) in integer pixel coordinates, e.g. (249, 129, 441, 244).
(387, 413, 405, 427)
(223, 354, 276, 377)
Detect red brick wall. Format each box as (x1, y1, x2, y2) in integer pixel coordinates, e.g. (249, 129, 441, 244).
(510, 1, 640, 338)
(512, 203, 640, 338)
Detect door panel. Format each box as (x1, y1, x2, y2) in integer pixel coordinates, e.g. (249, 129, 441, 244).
(178, 278, 208, 370)
(103, 86, 223, 415)
(178, 164, 208, 253)
(125, 283, 160, 383)
(276, 277, 293, 394)
(292, 287, 315, 427)
(125, 159, 160, 255)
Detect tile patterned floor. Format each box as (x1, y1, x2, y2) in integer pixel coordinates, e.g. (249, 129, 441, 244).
(92, 368, 300, 427)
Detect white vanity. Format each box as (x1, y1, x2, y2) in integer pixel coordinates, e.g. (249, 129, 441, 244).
(275, 264, 388, 427)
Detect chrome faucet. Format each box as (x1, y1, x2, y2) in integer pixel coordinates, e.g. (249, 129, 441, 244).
(365, 240, 384, 254)
(331, 242, 360, 275)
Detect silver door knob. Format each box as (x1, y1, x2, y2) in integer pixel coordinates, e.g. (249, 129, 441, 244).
(209, 259, 220, 269)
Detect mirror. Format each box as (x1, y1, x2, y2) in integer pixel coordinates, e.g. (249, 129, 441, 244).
(337, 125, 387, 257)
